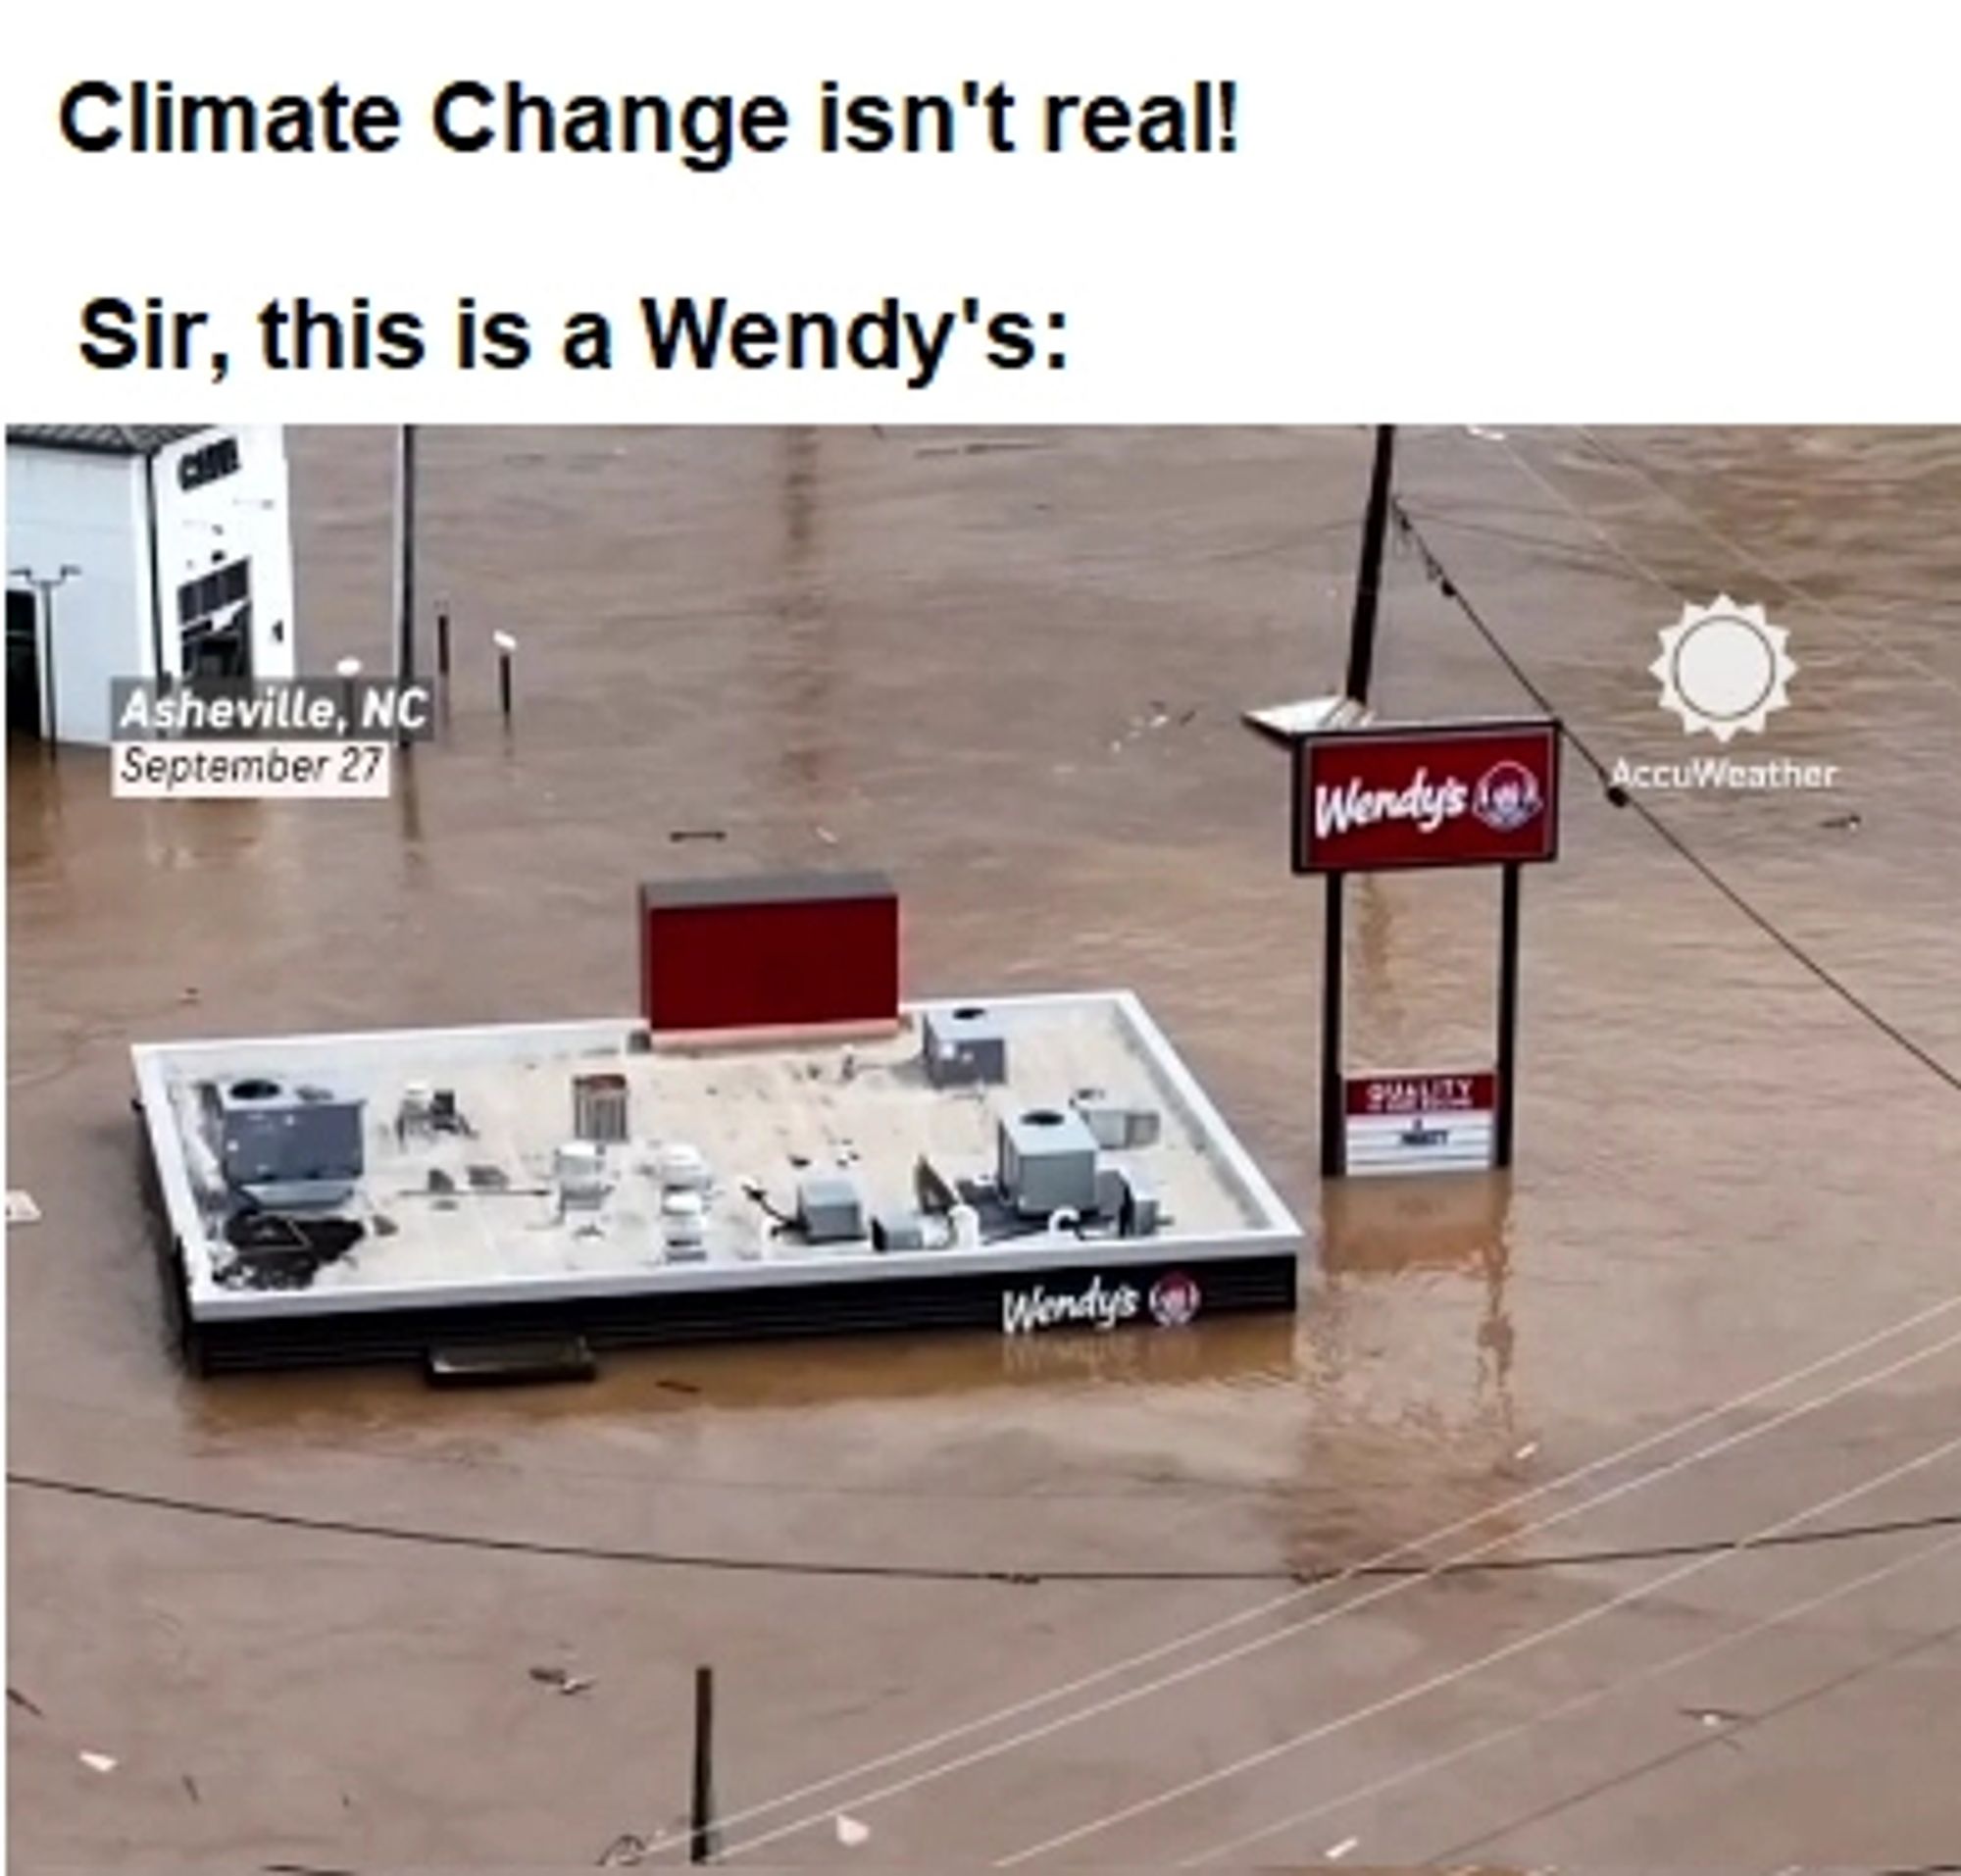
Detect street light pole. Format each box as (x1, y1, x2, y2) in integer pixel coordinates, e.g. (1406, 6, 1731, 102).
(8, 563, 81, 751)
(394, 424, 418, 747)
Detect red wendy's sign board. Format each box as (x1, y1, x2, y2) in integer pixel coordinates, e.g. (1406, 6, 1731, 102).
(1291, 718, 1561, 874)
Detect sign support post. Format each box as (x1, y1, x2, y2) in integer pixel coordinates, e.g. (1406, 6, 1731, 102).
(1493, 860, 1523, 1169)
(1320, 871, 1347, 1178)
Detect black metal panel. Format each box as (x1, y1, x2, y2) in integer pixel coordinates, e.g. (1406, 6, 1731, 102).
(186, 1254, 1299, 1374)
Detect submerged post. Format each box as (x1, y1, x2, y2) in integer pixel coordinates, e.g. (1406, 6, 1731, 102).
(1493, 861, 1523, 1168)
(689, 1664, 719, 1864)
(394, 425, 418, 748)
(493, 630, 516, 721)
(1320, 871, 1346, 1178)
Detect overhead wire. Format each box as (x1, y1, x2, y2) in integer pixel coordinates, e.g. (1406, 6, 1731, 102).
(1181, 1524, 1961, 1864)
(666, 1315, 1961, 1860)
(10, 1467, 1960, 1587)
(1387, 493, 1961, 1099)
(993, 1427, 1961, 1864)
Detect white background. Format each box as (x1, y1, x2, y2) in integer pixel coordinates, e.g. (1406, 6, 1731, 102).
(3, 0, 1959, 422)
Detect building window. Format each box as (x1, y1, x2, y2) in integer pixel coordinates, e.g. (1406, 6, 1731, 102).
(178, 557, 253, 679)
(178, 557, 251, 628)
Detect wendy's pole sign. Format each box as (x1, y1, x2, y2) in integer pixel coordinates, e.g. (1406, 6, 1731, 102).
(1262, 712, 1563, 1177)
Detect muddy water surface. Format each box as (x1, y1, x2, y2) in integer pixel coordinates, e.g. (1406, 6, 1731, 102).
(9, 427, 1959, 1867)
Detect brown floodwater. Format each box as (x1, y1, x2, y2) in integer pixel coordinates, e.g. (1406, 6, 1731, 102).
(9, 426, 1961, 1868)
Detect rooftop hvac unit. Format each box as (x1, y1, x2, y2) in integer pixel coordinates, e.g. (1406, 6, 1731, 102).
(1071, 1088, 1162, 1150)
(997, 1107, 1100, 1219)
(213, 1077, 364, 1206)
(922, 1005, 1008, 1088)
(798, 1173, 866, 1243)
(573, 1072, 630, 1143)
(554, 1141, 606, 1208)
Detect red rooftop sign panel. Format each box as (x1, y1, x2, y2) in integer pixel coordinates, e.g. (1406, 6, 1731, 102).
(1292, 719, 1561, 874)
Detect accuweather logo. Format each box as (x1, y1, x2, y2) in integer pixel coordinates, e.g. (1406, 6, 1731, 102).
(1651, 596, 1796, 742)
(1611, 597, 1840, 798)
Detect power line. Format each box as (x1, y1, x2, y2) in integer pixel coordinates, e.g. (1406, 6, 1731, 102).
(1186, 1532, 1961, 1866)
(572, 1305, 1961, 1859)
(992, 1429, 1961, 1864)
(1388, 496, 1961, 1099)
(9, 1468, 1959, 1587)
(1571, 426, 1961, 698)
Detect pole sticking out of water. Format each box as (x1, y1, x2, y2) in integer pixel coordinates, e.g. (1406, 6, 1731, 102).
(492, 630, 516, 721)
(436, 602, 452, 685)
(1322, 424, 1396, 1179)
(1345, 424, 1395, 708)
(394, 425, 418, 748)
(689, 1664, 720, 1863)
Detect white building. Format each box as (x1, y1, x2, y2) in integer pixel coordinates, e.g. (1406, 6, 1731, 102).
(7, 424, 296, 746)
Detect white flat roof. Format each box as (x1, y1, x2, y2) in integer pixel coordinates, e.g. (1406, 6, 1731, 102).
(133, 992, 1300, 1321)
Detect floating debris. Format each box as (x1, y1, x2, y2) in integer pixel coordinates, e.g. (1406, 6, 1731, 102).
(597, 1833, 648, 1866)
(182, 1772, 201, 1803)
(5, 1192, 41, 1226)
(835, 1813, 872, 1847)
(1325, 1835, 1359, 1860)
(78, 1749, 119, 1774)
(529, 1664, 596, 1696)
(8, 1686, 44, 1717)
(667, 829, 728, 843)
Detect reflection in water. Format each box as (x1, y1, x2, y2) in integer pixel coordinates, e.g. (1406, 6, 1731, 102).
(394, 744, 426, 863)
(178, 1313, 1301, 1452)
(5, 742, 62, 872)
(774, 425, 834, 798)
(1323, 1171, 1515, 1405)
(1350, 871, 1406, 1062)
(1290, 1173, 1522, 1565)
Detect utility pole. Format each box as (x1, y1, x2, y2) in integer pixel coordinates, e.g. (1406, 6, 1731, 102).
(8, 562, 81, 752)
(1322, 425, 1395, 1177)
(394, 424, 418, 746)
(1344, 424, 1395, 707)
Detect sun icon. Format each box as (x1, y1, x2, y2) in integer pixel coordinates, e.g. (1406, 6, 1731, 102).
(1651, 596, 1796, 742)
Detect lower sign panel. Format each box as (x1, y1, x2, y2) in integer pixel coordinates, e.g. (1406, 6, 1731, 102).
(1344, 1072, 1498, 1176)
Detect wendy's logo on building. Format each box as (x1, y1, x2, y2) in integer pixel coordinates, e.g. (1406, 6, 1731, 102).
(1000, 1275, 1139, 1336)
(1471, 759, 1544, 835)
(1148, 1270, 1201, 1328)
